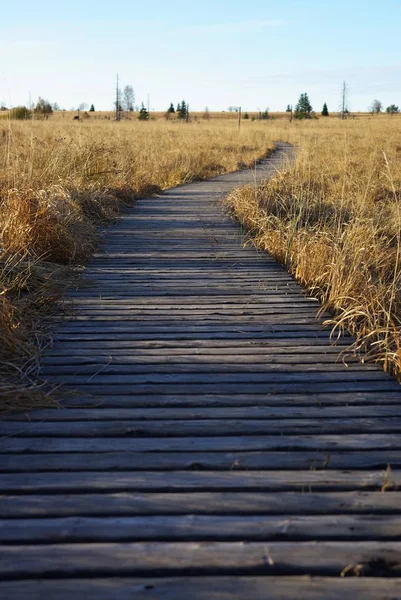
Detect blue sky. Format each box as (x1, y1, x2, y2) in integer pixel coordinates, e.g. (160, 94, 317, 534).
(2, 0, 401, 112)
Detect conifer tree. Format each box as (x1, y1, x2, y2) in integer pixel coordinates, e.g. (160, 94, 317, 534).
(138, 102, 149, 120)
(89, 104, 95, 112)
(167, 103, 175, 113)
(322, 102, 329, 117)
(294, 93, 313, 119)
(177, 100, 187, 120)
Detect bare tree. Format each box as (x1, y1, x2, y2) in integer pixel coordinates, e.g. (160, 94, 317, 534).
(340, 81, 349, 120)
(78, 102, 88, 111)
(123, 85, 135, 112)
(370, 99, 383, 114)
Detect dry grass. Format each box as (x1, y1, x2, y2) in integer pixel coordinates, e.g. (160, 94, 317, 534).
(0, 118, 276, 409)
(226, 116, 401, 378)
(3, 112, 401, 409)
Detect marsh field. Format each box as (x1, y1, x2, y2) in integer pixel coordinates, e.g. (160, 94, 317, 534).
(1, 112, 401, 408)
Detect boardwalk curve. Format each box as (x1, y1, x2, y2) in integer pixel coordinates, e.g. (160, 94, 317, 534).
(2, 143, 401, 598)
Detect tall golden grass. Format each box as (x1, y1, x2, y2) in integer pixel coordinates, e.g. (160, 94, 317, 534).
(3, 113, 401, 409)
(227, 116, 401, 377)
(0, 118, 276, 409)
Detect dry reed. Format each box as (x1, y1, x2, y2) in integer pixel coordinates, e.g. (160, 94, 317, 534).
(0, 117, 275, 409)
(226, 116, 401, 377)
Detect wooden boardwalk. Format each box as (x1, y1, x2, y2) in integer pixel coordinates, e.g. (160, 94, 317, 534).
(2, 142, 401, 598)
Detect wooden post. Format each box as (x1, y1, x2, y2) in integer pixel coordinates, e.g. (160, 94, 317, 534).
(238, 107, 241, 131)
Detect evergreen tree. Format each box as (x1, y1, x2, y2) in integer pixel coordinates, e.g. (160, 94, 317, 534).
(244, 112, 249, 120)
(89, 104, 95, 112)
(167, 103, 175, 113)
(176, 102, 181, 113)
(386, 104, 400, 114)
(177, 100, 188, 119)
(294, 93, 313, 119)
(322, 102, 329, 117)
(177, 100, 187, 120)
(286, 104, 292, 112)
(138, 102, 149, 120)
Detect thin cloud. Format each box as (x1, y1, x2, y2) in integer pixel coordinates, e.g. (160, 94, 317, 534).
(189, 20, 284, 34)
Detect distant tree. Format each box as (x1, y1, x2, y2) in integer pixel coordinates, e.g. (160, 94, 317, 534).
(52, 102, 60, 111)
(176, 102, 181, 113)
(286, 104, 292, 112)
(114, 87, 123, 114)
(34, 97, 53, 117)
(10, 106, 32, 120)
(78, 102, 88, 111)
(177, 100, 187, 120)
(244, 112, 249, 120)
(167, 103, 175, 113)
(228, 106, 239, 113)
(294, 93, 313, 119)
(123, 85, 135, 112)
(261, 108, 269, 120)
(322, 102, 329, 117)
(370, 99, 382, 114)
(89, 104, 95, 112)
(386, 104, 400, 114)
(138, 102, 149, 120)
(203, 106, 211, 120)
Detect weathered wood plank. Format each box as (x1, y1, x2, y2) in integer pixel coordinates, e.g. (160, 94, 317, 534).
(2, 434, 401, 453)
(41, 363, 380, 376)
(54, 392, 401, 408)
(1, 449, 400, 472)
(2, 541, 401, 577)
(1, 577, 400, 600)
(2, 417, 400, 438)
(43, 371, 389, 385)
(0, 470, 394, 493)
(53, 382, 400, 395)
(2, 514, 401, 543)
(1, 491, 400, 518)
(7, 404, 401, 421)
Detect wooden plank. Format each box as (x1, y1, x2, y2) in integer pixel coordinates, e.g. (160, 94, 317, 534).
(52, 382, 400, 395)
(1, 491, 400, 518)
(54, 391, 401, 407)
(8, 404, 401, 421)
(2, 434, 401, 453)
(44, 339, 351, 350)
(0, 470, 395, 493)
(43, 371, 389, 384)
(1, 449, 401, 473)
(53, 320, 329, 331)
(1, 577, 401, 600)
(2, 514, 401, 543)
(50, 333, 351, 343)
(2, 541, 401, 577)
(41, 364, 380, 376)
(2, 416, 401, 438)
(41, 354, 362, 365)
